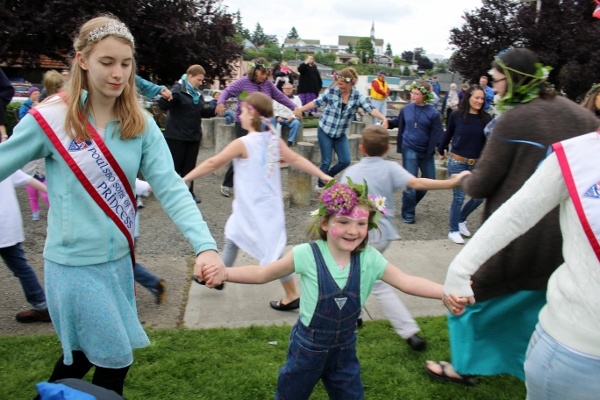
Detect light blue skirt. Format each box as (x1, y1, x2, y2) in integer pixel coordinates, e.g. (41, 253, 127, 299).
(448, 290, 546, 381)
(45, 255, 150, 368)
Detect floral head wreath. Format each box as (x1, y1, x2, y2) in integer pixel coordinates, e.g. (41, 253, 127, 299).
(407, 82, 434, 104)
(248, 60, 271, 70)
(493, 56, 552, 112)
(311, 178, 386, 231)
(333, 72, 357, 85)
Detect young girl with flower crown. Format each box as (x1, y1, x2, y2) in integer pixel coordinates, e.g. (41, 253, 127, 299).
(202, 180, 468, 400)
(184, 91, 331, 311)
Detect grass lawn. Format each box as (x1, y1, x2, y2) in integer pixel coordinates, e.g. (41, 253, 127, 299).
(0, 317, 525, 399)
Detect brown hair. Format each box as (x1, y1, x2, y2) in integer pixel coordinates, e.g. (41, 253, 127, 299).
(335, 67, 358, 85)
(64, 15, 145, 140)
(360, 125, 389, 157)
(187, 64, 205, 77)
(43, 70, 66, 97)
(248, 57, 270, 83)
(581, 84, 600, 113)
(244, 92, 273, 131)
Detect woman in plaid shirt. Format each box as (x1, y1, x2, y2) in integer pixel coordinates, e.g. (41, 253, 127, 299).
(298, 67, 387, 191)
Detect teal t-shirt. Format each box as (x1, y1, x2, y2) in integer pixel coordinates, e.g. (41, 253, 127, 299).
(293, 240, 388, 326)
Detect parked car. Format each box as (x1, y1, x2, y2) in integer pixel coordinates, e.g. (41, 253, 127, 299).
(11, 82, 31, 103)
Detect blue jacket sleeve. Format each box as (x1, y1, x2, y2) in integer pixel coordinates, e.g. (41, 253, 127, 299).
(135, 75, 165, 98)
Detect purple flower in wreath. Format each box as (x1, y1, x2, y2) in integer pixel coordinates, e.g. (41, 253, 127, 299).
(322, 183, 358, 215)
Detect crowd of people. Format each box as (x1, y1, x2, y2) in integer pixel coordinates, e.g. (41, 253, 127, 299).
(1, 15, 599, 399)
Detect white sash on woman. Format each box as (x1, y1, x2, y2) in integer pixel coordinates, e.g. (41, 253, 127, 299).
(553, 131, 600, 262)
(29, 97, 136, 263)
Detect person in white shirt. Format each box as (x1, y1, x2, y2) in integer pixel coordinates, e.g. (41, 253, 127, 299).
(272, 83, 303, 147)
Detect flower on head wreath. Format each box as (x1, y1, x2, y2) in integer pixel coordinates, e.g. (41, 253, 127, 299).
(493, 57, 553, 112)
(333, 71, 357, 84)
(407, 82, 434, 104)
(310, 178, 386, 232)
(248, 60, 271, 70)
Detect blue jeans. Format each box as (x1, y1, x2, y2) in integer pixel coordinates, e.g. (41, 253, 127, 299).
(447, 158, 483, 231)
(370, 99, 386, 123)
(525, 324, 600, 400)
(1, 243, 47, 309)
(401, 146, 435, 219)
(317, 127, 351, 187)
(276, 322, 362, 400)
(133, 263, 161, 292)
(277, 118, 301, 144)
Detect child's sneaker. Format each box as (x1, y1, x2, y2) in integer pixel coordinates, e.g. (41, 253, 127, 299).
(32, 211, 40, 221)
(152, 280, 167, 305)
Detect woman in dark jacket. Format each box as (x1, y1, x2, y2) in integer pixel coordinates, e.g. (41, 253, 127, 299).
(158, 64, 214, 203)
(297, 55, 322, 116)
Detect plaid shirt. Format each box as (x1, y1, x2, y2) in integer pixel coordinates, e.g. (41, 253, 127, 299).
(315, 86, 373, 138)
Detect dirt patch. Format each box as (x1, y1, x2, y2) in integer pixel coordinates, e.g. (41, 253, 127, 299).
(0, 146, 482, 336)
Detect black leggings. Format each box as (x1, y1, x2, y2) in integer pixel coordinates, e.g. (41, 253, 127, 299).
(47, 351, 130, 395)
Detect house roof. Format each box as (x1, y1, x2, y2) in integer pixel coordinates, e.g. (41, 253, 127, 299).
(284, 38, 321, 46)
(338, 36, 384, 47)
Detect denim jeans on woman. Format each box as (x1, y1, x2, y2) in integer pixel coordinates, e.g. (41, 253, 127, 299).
(447, 158, 483, 232)
(525, 324, 600, 400)
(1, 243, 47, 310)
(317, 127, 350, 187)
(400, 146, 435, 220)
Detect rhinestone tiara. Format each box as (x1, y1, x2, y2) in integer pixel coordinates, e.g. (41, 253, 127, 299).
(88, 22, 135, 46)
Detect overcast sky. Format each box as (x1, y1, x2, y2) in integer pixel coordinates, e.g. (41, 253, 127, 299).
(222, 0, 484, 60)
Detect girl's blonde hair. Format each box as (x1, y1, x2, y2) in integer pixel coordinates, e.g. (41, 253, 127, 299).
(43, 70, 66, 97)
(244, 92, 273, 131)
(65, 15, 145, 140)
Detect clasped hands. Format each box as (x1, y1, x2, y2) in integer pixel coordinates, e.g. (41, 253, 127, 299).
(442, 293, 475, 316)
(193, 251, 227, 288)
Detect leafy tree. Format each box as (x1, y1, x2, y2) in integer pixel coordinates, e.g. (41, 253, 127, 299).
(233, 10, 250, 39)
(385, 43, 393, 57)
(251, 23, 268, 46)
(417, 56, 433, 71)
(314, 52, 337, 67)
(435, 62, 448, 74)
(347, 43, 354, 54)
(355, 37, 374, 63)
(401, 51, 414, 63)
(402, 66, 411, 76)
(286, 27, 299, 39)
(448, 0, 600, 99)
(1, 0, 242, 85)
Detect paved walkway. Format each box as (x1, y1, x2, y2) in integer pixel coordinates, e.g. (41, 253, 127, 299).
(184, 239, 461, 329)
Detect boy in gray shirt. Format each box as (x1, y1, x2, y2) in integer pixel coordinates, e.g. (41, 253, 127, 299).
(341, 125, 465, 350)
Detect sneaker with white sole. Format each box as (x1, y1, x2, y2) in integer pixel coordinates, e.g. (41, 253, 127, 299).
(136, 196, 144, 209)
(458, 222, 471, 237)
(220, 185, 231, 197)
(448, 231, 465, 244)
(315, 185, 324, 194)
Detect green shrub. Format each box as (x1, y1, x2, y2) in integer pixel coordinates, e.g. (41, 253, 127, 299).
(6, 102, 22, 136)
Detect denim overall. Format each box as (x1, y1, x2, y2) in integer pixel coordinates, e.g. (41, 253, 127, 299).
(275, 242, 363, 400)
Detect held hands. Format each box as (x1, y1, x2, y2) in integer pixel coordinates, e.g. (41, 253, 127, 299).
(200, 263, 227, 288)
(439, 149, 447, 160)
(442, 293, 473, 316)
(160, 87, 173, 101)
(381, 119, 389, 129)
(293, 107, 303, 119)
(215, 104, 226, 116)
(193, 250, 226, 288)
(448, 170, 471, 188)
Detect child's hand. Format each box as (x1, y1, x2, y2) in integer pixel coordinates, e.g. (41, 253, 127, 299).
(442, 293, 474, 316)
(194, 250, 225, 288)
(448, 170, 471, 187)
(202, 263, 227, 288)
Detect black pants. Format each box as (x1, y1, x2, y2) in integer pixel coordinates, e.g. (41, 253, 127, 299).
(221, 122, 248, 188)
(46, 351, 130, 395)
(166, 138, 200, 193)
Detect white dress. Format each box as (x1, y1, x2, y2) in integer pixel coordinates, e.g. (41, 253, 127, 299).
(225, 131, 286, 265)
